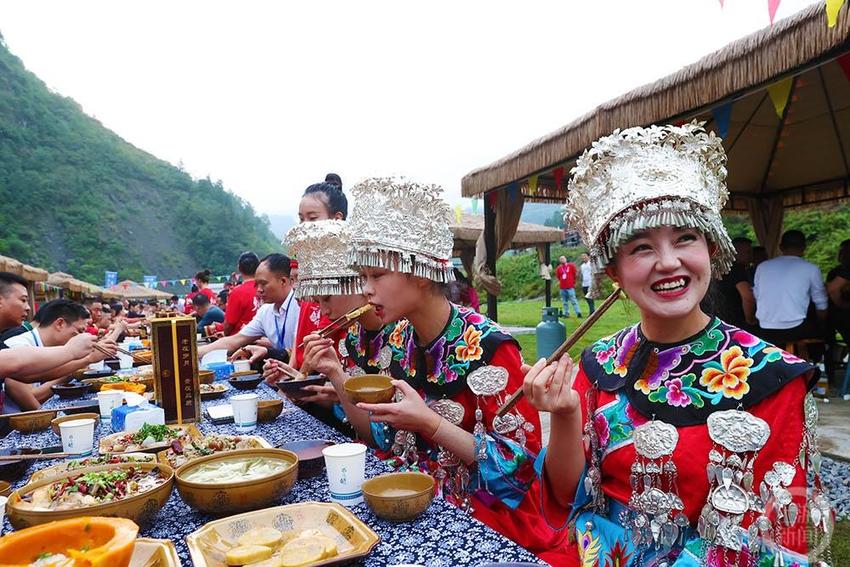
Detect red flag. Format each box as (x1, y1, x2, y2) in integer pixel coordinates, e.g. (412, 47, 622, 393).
(768, 0, 781, 24)
(486, 191, 499, 210)
(553, 167, 565, 192)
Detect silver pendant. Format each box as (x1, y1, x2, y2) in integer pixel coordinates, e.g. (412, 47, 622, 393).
(707, 410, 770, 453)
(429, 398, 465, 426)
(338, 338, 349, 358)
(633, 420, 679, 460)
(466, 366, 509, 396)
(379, 345, 392, 371)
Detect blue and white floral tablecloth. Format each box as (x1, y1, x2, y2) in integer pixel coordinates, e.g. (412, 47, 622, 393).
(1, 384, 545, 566)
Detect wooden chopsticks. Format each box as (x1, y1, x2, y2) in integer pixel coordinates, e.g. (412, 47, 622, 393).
(496, 289, 624, 417)
(93, 343, 148, 365)
(0, 453, 71, 461)
(296, 304, 374, 350)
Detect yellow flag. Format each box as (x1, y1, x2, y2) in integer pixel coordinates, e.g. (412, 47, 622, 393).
(528, 174, 538, 195)
(827, 0, 846, 27)
(454, 204, 462, 223)
(180, 279, 187, 285)
(767, 77, 793, 118)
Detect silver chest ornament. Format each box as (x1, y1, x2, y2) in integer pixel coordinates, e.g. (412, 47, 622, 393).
(801, 393, 835, 567)
(625, 420, 687, 551)
(467, 366, 535, 457)
(429, 398, 472, 512)
(699, 409, 774, 558)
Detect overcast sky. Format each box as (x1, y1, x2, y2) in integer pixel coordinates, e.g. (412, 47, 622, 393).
(0, 0, 821, 220)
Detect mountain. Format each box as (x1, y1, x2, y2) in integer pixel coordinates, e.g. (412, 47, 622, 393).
(0, 35, 278, 284)
(265, 213, 296, 241)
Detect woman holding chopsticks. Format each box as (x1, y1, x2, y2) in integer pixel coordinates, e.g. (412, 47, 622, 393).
(302, 177, 569, 563)
(522, 123, 832, 566)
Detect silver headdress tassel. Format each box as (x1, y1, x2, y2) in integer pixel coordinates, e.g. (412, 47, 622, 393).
(284, 220, 363, 299)
(346, 177, 455, 284)
(565, 121, 735, 278)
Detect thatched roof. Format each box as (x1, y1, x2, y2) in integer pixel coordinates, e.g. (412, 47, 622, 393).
(462, 3, 850, 202)
(451, 213, 562, 250)
(109, 280, 172, 300)
(0, 255, 48, 282)
(47, 272, 112, 297)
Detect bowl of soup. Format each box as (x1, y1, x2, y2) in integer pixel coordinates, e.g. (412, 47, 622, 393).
(344, 375, 395, 404)
(175, 448, 298, 515)
(362, 471, 435, 522)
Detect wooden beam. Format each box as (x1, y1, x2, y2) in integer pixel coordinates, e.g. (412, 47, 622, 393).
(544, 243, 552, 309)
(484, 193, 498, 321)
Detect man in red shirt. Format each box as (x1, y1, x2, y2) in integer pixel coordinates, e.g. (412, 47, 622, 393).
(555, 255, 582, 318)
(224, 252, 260, 335)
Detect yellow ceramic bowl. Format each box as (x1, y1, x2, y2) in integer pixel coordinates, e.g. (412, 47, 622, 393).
(344, 375, 395, 404)
(50, 413, 100, 436)
(0, 480, 11, 497)
(175, 448, 298, 515)
(8, 410, 57, 434)
(198, 370, 215, 384)
(362, 471, 435, 522)
(257, 399, 283, 422)
(6, 462, 175, 530)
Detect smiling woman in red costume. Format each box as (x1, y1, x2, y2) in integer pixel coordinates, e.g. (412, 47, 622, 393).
(303, 178, 568, 563)
(522, 122, 835, 566)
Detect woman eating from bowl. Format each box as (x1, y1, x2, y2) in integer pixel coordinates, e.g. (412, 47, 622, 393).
(268, 219, 386, 436)
(522, 122, 833, 566)
(302, 177, 569, 563)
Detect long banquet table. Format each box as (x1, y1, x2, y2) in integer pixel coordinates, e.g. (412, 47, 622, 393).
(1, 384, 546, 566)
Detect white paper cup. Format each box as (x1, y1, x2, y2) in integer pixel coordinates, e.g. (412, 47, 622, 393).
(322, 443, 367, 506)
(117, 352, 134, 370)
(230, 393, 258, 433)
(58, 418, 95, 455)
(96, 390, 124, 418)
(233, 360, 251, 373)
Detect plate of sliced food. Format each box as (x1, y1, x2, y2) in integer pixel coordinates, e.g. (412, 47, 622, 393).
(100, 423, 201, 454)
(200, 382, 229, 399)
(157, 432, 271, 468)
(186, 502, 380, 567)
(30, 452, 157, 483)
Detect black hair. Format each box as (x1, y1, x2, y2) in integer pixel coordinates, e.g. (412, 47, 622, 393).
(191, 284, 199, 293)
(238, 251, 260, 277)
(34, 299, 89, 327)
(780, 230, 806, 250)
(194, 269, 211, 284)
(101, 304, 113, 314)
(128, 300, 139, 308)
(731, 236, 752, 247)
(110, 303, 124, 316)
(260, 253, 292, 277)
(170, 295, 179, 302)
(452, 268, 471, 286)
(192, 294, 211, 308)
(0, 271, 28, 297)
(303, 182, 347, 219)
(325, 173, 342, 187)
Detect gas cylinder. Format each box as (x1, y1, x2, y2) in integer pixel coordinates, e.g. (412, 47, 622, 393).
(536, 307, 566, 360)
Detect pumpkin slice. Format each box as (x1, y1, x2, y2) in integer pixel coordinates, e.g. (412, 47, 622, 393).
(0, 516, 138, 567)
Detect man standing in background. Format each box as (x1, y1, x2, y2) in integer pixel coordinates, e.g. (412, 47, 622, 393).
(555, 255, 582, 319)
(579, 253, 595, 315)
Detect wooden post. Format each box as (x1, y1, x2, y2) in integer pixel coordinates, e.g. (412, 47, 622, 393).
(484, 192, 498, 321)
(544, 242, 552, 308)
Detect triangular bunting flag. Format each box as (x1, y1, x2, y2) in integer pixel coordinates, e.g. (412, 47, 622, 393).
(486, 191, 498, 210)
(454, 204, 462, 224)
(719, 0, 724, 7)
(180, 279, 187, 285)
(767, 78, 793, 118)
(553, 167, 564, 192)
(528, 175, 538, 196)
(827, 0, 846, 27)
(768, 0, 781, 24)
(838, 53, 850, 82)
(712, 103, 733, 139)
(471, 198, 479, 215)
(507, 182, 520, 202)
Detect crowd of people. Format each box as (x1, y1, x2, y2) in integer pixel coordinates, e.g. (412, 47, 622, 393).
(0, 126, 839, 565)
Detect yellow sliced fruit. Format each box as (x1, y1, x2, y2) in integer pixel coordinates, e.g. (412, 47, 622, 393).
(237, 527, 284, 549)
(297, 529, 324, 538)
(279, 539, 325, 567)
(310, 535, 338, 559)
(225, 544, 273, 566)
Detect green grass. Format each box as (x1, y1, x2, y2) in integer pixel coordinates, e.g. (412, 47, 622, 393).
(498, 298, 640, 362)
(834, 521, 850, 565)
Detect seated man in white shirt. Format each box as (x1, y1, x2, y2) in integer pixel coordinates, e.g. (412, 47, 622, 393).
(753, 229, 828, 348)
(197, 253, 299, 361)
(4, 299, 118, 412)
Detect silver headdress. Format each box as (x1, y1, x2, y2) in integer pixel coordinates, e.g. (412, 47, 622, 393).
(346, 177, 455, 283)
(565, 121, 734, 277)
(283, 220, 363, 299)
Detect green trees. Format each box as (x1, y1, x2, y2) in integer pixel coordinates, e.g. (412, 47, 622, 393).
(0, 38, 277, 283)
